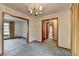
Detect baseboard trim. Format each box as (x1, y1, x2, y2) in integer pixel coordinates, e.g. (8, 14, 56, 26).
(58, 46, 71, 54)
(53, 39, 57, 42)
(4, 36, 27, 40)
(4, 38, 11, 40)
(58, 45, 71, 51)
(14, 36, 27, 39)
(29, 40, 42, 44)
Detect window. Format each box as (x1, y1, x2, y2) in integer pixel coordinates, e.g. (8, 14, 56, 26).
(4, 23, 9, 35)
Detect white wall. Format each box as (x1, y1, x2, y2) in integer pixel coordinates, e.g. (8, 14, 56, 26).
(15, 22, 22, 37)
(20, 21, 27, 38)
(15, 21, 27, 38)
(34, 10, 71, 49)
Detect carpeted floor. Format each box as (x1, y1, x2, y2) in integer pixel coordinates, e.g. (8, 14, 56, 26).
(3, 38, 71, 56)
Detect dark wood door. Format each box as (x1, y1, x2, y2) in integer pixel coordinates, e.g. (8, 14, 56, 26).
(42, 20, 48, 42)
(42, 20, 46, 42)
(9, 21, 15, 39)
(46, 22, 48, 39)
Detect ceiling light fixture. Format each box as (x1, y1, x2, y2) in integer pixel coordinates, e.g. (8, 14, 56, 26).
(27, 4, 42, 16)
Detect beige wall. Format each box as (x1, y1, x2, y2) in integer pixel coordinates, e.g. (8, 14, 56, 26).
(15, 21, 28, 39)
(53, 20, 57, 40)
(34, 10, 71, 49)
(15, 21, 27, 38)
(15, 22, 22, 37)
(0, 4, 36, 54)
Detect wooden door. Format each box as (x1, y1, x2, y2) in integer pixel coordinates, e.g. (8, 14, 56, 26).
(9, 21, 15, 39)
(46, 22, 48, 39)
(42, 20, 45, 42)
(42, 20, 48, 42)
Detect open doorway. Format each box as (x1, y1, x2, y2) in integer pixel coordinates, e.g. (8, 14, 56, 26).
(42, 18, 58, 47)
(2, 12, 29, 55)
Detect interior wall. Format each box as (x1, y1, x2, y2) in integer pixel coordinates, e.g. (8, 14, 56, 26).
(21, 21, 27, 38)
(15, 22, 22, 37)
(15, 21, 27, 38)
(53, 20, 57, 40)
(35, 10, 71, 49)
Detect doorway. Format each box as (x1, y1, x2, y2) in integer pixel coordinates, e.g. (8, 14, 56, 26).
(2, 12, 29, 55)
(42, 18, 58, 46)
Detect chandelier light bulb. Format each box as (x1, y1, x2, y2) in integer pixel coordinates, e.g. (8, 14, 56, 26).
(30, 9, 32, 14)
(40, 6, 42, 10)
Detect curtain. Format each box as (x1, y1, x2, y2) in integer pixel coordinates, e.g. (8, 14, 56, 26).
(71, 3, 79, 56)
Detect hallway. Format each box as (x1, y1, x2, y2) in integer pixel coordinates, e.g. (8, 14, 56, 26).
(3, 38, 71, 56)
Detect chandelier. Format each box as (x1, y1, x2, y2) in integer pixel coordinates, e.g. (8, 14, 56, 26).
(27, 4, 42, 16)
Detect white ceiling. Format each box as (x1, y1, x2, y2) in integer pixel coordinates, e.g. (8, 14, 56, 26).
(3, 3, 71, 17)
(4, 14, 27, 22)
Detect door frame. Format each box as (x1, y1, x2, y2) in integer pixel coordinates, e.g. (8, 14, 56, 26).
(2, 12, 29, 55)
(42, 17, 58, 46)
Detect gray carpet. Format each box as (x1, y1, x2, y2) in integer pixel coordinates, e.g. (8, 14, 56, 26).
(3, 38, 71, 56)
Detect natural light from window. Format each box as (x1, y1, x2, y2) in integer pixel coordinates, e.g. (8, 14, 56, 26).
(4, 23, 9, 35)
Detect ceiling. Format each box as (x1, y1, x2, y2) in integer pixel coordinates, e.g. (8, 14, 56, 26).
(3, 3, 71, 17)
(4, 14, 27, 22)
